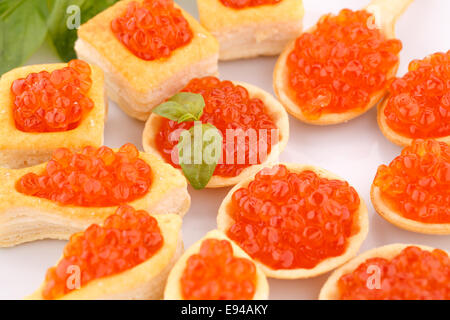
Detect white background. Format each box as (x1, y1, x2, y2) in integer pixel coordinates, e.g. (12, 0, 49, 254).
(0, 0, 449, 300)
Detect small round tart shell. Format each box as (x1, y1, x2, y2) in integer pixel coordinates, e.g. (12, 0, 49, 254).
(27, 214, 183, 300)
(143, 81, 289, 188)
(319, 243, 446, 300)
(370, 183, 450, 235)
(217, 163, 369, 279)
(164, 229, 269, 300)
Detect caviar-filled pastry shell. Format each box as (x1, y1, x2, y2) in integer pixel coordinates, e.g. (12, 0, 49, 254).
(371, 139, 450, 235)
(319, 244, 449, 300)
(75, 0, 219, 121)
(0, 145, 190, 247)
(273, 0, 413, 125)
(164, 229, 269, 300)
(0, 61, 106, 169)
(217, 163, 369, 279)
(143, 78, 289, 188)
(27, 207, 183, 300)
(197, 0, 303, 61)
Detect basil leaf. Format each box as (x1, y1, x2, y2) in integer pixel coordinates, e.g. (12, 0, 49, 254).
(178, 123, 222, 190)
(0, 0, 48, 75)
(153, 92, 205, 123)
(169, 92, 205, 120)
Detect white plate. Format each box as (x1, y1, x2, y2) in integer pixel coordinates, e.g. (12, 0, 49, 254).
(1, 0, 449, 300)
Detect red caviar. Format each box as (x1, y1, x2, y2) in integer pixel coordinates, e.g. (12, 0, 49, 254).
(111, 0, 193, 61)
(338, 246, 450, 300)
(374, 139, 450, 224)
(287, 9, 401, 118)
(16, 143, 152, 207)
(156, 76, 278, 177)
(384, 51, 450, 138)
(181, 239, 257, 300)
(227, 165, 361, 270)
(220, 0, 282, 9)
(42, 205, 163, 299)
(10, 60, 94, 132)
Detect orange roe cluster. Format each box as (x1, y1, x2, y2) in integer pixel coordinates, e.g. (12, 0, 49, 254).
(156, 76, 278, 177)
(227, 165, 361, 269)
(111, 0, 193, 61)
(287, 9, 401, 118)
(338, 246, 450, 300)
(42, 205, 163, 300)
(374, 139, 450, 224)
(181, 239, 257, 300)
(16, 143, 152, 207)
(384, 51, 450, 138)
(10, 60, 94, 132)
(219, 0, 282, 9)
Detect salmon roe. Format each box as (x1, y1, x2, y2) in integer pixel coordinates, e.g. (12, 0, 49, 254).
(219, 0, 282, 9)
(287, 9, 401, 118)
(156, 77, 278, 177)
(227, 165, 361, 270)
(42, 205, 163, 299)
(181, 239, 257, 300)
(384, 51, 450, 138)
(10, 60, 94, 132)
(111, 0, 193, 61)
(338, 246, 450, 300)
(374, 139, 450, 224)
(16, 143, 152, 207)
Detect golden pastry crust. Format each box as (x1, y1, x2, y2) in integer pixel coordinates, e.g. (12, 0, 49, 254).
(143, 81, 289, 188)
(197, 0, 303, 60)
(370, 184, 450, 235)
(377, 97, 450, 147)
(318, 243, 442, 300)
(75, 0, 219, 121)
(0, 63, 106, 169)
(217, 163, 369, 279)
(0, 151, 190, 247)
(27, 214, 183, 300)
(164, 229, 269, 300)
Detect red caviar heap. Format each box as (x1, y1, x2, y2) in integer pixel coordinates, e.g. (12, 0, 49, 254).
(181, 239, 257, 300)
(374, 139, 450, 224)
(384, 51, 450, 138)
(10, 60, 94, 132)
(227, 165, 360, 270)
(111, 0, 193, 61)
(287, 9, 401, 118)
(220, 0, 282, 9)
(42, 205, 163, 299)
(338, 246, 450, 300)
(156, 76, 278, 177)
(16, 143, 152, 207)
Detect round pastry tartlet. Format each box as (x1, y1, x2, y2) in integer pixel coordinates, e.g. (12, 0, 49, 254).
(143, 76, 289, 188)
(164, 229, 269, 300)
(28, 205, 183, 300)
(378, 51, 450, 146)
(319, 244, 450, 300)
(217, 163, 369, 279)
(371, 139, 450, 234)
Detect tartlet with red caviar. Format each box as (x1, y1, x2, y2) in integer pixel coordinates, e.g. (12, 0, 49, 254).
(0, 60, 106, 169)
(75, 0, 219, 121)
(143, 77, 289, 188)
(164, 229, 269, 300)
(378, 51, 450, 146)
(197, 0, 303, 61)
(27, 205, 183, 300)
(0, 144, 190, 247)
(319, 244, 450, 300)
(371, 139, 450, 235)
(217, 163, 369, 279)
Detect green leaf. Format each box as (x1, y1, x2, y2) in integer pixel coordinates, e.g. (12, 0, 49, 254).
(168, 92, 205, 120)
(178, 123, 222, 190)
(152, 101, 196, 123)
(0, 0, 48, 75)
(153, 92, 205, 123)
